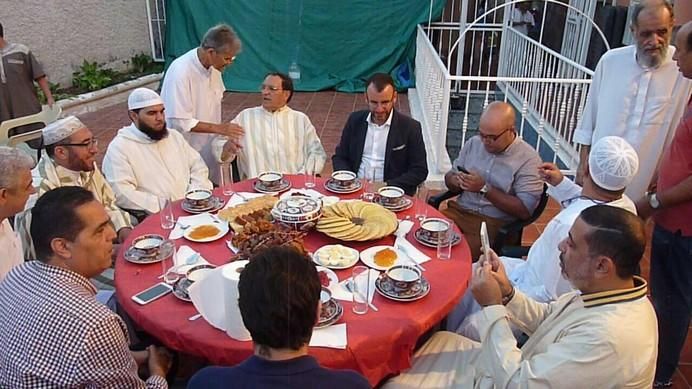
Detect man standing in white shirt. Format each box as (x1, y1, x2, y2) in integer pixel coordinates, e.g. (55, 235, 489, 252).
(214, 72, 327, 179)
(573, 0, 692, 199)
(103, 88, 213, 214)
(385, 205, 657, 389)
(511, 1, 535, 36)
(160, 24, 244, 184)
(0, 147, 34, 281)
(447, 136, 640, 340)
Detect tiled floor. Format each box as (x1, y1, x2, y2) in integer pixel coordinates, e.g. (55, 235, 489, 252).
(79, 91, 690, 388)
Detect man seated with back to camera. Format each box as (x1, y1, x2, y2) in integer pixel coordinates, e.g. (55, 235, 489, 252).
(188, 246, 370, 388)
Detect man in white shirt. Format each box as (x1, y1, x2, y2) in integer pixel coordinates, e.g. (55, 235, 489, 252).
(160, 24, 244, 184)
(332, 73, 428, 195)
(511, 1, 535, 36)
(448, 136, 640, 340)
(574, 0, 692, 199)
(213, 72, 327, 179)
(385, 205, 657, 389)
(103, 88, 213, 214)
(0, 147, 34, 281)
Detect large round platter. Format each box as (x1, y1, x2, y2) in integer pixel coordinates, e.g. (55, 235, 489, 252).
(254, 179, 291, 194)
(181, 197, 224, 214)
(315, 266, 339, 288)
(316, 201, 397, 241)
(172, 278, 193, 302)
(375, 274, 431, 302)
(313, 245, 360, 269)
(324, 178, 363, 194)
(413, 228, 462, 248)
(315, 298, 343, 329)
(375, 196, 414, 212)
(183, 222, 230, 243)
(359, 245, 404, 271)
(123, 240, 174, 265)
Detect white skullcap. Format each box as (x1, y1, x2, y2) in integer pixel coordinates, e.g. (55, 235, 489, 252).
(588, 136, 639, 191)
(42, 116, 87, 145)
(128, 88, 164, 110)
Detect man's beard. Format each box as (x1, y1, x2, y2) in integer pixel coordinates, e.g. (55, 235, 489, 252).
(138, 120, 169, 141)
(636, 43, 668, 68)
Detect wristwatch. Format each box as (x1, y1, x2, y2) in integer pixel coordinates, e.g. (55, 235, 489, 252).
(480, 184, 490, 196)
(647, 192, 661, 209)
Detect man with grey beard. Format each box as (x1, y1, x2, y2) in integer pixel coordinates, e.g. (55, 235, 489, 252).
(573, 0, 692, 200)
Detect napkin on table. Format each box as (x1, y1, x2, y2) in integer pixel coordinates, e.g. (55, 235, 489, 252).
(222, 192, 269, 209)
(330, 269, 380, 304)
(169, 213, 218, 240)
(174, 245, 210, 274)
(310, 323, 348, 349)
(395, 220, 431, 264)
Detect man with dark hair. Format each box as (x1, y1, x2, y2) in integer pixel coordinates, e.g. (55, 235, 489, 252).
(332, 73, 428, 195)
(573, 0, 692, 199)
(386, 205, 657, 388)
(0, 187, 172, 387)
(160, 23, 245, 184)
(634, 20, 692, 388)
(213, 72, 326, 179)
(103, 88, 213, 214)
(188, 246, 369, 388)
(0, 21, 54, 149)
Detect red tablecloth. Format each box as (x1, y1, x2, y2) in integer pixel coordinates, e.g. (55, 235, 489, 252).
(115, 175, 471, 386)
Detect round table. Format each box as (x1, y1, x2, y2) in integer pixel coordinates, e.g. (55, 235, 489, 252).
(115, 175, 472, 385)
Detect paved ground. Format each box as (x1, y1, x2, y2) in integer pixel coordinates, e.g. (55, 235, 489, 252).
(78, 91, 690, 388)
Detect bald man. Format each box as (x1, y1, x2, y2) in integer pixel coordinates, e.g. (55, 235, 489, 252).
(443, 102, 543, 260)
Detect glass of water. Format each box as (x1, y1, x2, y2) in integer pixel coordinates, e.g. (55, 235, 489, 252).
(158, 197, 175, 230)
(218, 163, 235, 196)
(415, 184, 429, 221)
(160, 240, 180, 285)
(351, 266, 370, 314)
(436, 220, 453, 260)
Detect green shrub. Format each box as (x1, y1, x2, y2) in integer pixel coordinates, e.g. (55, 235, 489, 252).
(72, 60, 114, 91)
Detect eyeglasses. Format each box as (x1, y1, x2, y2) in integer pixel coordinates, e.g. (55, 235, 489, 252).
(479, 128, 512, 142)
(260, 85, 283, 92)
(560, 195, 606, 209)
(59, 139, 99, 149)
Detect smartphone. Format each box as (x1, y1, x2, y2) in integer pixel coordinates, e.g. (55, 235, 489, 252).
(132, 282, 173, 305)
(456, 165, 470, 174)
(480, 221, 491, 261)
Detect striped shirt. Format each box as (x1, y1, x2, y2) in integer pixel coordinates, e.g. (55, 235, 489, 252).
(214, 106, 327, 179)
(0, 261, 167, 388)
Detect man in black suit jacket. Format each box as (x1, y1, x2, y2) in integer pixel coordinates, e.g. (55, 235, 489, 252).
(332, 73, 428, 195)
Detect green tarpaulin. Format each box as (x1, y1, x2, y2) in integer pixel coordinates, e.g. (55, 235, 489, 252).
(165, 0, 446, 92)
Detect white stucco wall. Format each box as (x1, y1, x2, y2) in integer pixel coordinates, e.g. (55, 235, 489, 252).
(1, 0, 152, 86)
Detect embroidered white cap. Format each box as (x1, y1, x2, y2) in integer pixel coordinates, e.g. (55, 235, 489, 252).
(588, 136, 639, 191)
(127, 87, 164, 110)
(42, 116, 87, 146)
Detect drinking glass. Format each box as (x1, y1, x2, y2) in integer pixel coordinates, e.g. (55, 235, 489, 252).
(218, 163, 235, 196)
(305, 171, 316, 189)
(160, 240, 180, 285)
(436, 219, 453, 260)
(415, 185, 429, 221)
(352, 266, 370, 315)
(363, 166, 381, 202)
(158, 197, 175, 230)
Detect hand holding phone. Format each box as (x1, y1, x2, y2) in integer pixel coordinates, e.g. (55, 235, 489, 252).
(456, 166, 470, 174)
(132, 282, 172, 305)
(480, 221, 491, 263)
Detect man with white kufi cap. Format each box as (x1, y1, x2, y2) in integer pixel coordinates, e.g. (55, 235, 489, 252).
(102, 88, 213, 214)
(14, 115, 133, 259)
(447, 136, 640, 341)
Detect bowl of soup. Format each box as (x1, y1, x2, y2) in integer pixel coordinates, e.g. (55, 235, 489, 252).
(377, 186, 405, 207)
(257, 171, 283, 189)
(385, 265, 421, 291)
(185, 189, 213, 207)
(330, 170, 357, 188)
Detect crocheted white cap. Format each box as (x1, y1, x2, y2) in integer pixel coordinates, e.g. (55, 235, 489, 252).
(42, 116, 87, 145)
(588, 136, 639, 191)
(127, 87, 164, 110)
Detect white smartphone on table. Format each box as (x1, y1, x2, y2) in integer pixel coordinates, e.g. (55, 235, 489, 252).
(132, 282, 173, 305)
(480, 221, 491, 261)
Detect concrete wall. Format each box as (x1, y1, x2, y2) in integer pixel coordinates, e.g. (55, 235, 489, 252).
(1, 0, 152, 87)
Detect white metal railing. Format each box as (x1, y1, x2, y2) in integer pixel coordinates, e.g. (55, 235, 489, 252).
(414, 0, 610, 177)
(146, 0, 166, 62)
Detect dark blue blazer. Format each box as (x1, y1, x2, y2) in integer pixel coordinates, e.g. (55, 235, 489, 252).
(332, 110, 428, 195)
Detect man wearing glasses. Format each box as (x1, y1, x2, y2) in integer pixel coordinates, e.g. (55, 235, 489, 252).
(160, 24, 245, 185)
(443, 101, 543, 261)
(14, 116, 133, 259)
(213, 72, 326, 179)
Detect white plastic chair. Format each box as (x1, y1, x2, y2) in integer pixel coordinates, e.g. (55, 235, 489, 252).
(0, 104, 62, 147)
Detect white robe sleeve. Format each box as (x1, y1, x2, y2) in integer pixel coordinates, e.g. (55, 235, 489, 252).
(102, 143, 161, 214)
(546, 178, 582, 205)
(573, 59, 605, 146)
(160, 66, 200, 133)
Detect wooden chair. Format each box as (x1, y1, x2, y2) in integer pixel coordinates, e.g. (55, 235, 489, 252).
(0, 104, 62, 147)
(428, 183, 549, 256)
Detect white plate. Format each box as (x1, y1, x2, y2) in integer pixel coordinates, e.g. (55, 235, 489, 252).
(183, 222, 230, 243)
(359, 245, 403, 271)
(313, 245, 360, 269)
(315, 266, 339, 288)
